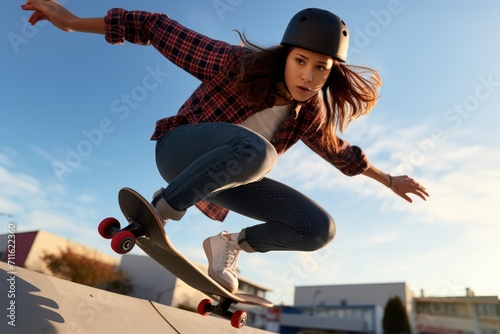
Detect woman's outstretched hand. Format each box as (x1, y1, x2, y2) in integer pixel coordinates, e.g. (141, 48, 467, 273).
(390, 175, 429, 203)
(21, 0, 77, 31)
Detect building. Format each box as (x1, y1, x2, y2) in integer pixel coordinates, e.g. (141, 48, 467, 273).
(120, 254, 272, 329)
(268, 284, 500, 334)
(0, 230, 119, 273)
(415, 289, 500, 334)
(271, 282, 415, 334)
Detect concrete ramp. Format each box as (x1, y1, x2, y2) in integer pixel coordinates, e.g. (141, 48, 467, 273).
(0, 262, 273, 333)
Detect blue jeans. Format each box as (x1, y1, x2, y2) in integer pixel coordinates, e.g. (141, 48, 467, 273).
(155, 123, 335, 253)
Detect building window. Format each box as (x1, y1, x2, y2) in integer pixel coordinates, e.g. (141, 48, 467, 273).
(480, 328, 497, 334)
(416, 301, 459, 316)
(475, 303, 500, 317)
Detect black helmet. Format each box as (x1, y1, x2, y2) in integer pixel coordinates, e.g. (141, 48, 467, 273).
(281, 8, 349, 62)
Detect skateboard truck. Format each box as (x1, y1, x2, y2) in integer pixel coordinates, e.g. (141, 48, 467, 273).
(197, 297, 247, 328)
(98, 217, 149, 254)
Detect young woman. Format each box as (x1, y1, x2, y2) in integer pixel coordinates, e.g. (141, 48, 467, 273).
(22, 1, 429, 293)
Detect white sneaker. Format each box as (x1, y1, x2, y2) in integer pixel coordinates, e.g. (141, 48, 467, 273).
(203, 231, 241, 293)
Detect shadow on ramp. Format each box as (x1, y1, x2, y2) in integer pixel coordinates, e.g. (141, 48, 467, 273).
(2, 267, 62, 333)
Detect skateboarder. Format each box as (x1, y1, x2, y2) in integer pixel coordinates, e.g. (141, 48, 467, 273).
(22, 1, 429, 294)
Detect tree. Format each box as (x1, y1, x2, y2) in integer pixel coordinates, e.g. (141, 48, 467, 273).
(382, 296, 411, 334)
(41, 247, 133, 295)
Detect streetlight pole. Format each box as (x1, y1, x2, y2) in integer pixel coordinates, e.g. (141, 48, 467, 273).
(312, 289, 322, 315)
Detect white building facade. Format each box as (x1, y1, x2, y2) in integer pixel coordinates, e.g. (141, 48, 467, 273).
(272, 282, 416, 334)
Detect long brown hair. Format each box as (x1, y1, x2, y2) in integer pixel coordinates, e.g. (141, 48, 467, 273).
(232, 32, 381, 152)
(321, 64, 381, 152)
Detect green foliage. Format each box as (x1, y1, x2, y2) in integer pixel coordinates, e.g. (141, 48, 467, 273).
(41, 246, 134, 295)
(382, 296, 411, 334)
(103, 271, 134, 295)
(177, 303, 197, 313)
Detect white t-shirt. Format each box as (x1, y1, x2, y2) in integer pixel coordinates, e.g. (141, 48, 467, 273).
(240, 104, 292, 141)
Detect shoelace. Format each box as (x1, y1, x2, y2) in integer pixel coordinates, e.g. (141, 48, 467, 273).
(224, 240, 241, 273)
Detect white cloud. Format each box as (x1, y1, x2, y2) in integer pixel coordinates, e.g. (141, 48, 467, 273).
(0, 147, 18, 167)
(357, 232, 401, 248)
(0, 165, 42, 200)
(271, 120, 499, 228)
(407, 144, 498, 226)
(0, 150, 104, 249)
(0, 197, 22, 214)
(29, 145, 90, 179)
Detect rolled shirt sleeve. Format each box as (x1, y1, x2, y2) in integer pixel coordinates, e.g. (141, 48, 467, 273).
(103, 8, 239, 82)
(302, 133, 370, 176)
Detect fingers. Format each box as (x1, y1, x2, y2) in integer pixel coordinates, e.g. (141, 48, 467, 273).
(21, 0, 40, 11)
(412, 180, 430, 200)
(400, 194, 413, 203)
(28, 11, 48, 25)
(412, 189, 428, 202)
(407, 181, 429, 201)
(21, 0, 50, 15)
(21, 4, 33, 11)
(22, 1, 47, 26)
(393, 174, 429, 202)
(410, 179, 429, 198)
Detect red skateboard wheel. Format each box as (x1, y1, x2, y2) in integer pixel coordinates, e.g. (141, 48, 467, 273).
(111, 230, 136, 254)
(231, 310, 247, 329)
(98, 217, 120, 239)
(197, 299, 212, 316)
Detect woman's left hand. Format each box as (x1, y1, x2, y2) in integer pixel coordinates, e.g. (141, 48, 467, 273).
(389, 175, 429, 203)
(21, 0, 77, 31)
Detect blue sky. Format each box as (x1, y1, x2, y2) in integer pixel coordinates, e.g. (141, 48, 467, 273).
(2, 0, 500, 305)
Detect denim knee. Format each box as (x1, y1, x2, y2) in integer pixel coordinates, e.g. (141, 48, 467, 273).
(304, 212, 336, 252)
(230, 132, 278, 181)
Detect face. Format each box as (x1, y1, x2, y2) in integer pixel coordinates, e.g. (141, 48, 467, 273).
(283, 47, 335, 102)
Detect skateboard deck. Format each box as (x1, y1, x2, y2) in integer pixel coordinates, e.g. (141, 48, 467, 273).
(98, 187, 272, 328)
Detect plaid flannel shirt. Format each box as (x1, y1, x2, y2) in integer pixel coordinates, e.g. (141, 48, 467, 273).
(105, 9, 370, 221)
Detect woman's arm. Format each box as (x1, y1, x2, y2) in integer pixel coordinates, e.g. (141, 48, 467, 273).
(362, 164, 429, 202)
(302, 125, 429, 203)
(23, 1, 240, 83)
(22, 0, 105, 34)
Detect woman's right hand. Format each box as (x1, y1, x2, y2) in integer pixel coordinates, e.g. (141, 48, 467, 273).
(21, 0, 78, 32)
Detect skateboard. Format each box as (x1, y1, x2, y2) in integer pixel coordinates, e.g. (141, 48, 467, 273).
(98, 187, 273, 329)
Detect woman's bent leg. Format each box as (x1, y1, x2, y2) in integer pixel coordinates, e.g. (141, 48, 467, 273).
(207, 177, 336, 253)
